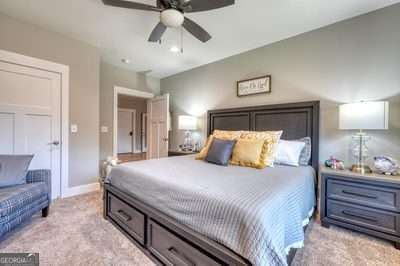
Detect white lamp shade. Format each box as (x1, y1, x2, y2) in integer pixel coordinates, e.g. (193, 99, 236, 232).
(178, 115, 197, 130)
(339, 101, 389, 130)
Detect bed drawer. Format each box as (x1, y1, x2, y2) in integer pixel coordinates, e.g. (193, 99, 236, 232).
(149, 220, 222, 266)
(327, 200, 400, 235)
(326, 179, 400, 212)
(108, 193, 145, 245)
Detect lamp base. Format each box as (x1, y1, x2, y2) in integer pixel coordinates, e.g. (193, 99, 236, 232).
(351, 164, 372, 174)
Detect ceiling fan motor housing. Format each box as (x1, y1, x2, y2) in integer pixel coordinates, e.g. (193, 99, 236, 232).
(160, 9, 184, 28)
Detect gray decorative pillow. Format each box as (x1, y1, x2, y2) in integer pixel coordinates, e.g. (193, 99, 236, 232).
(0, 155, 33, 187)
(298, 137, 312, 166)
(205, 138, 236, 166)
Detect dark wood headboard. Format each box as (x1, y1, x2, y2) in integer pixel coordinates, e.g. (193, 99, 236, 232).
(207, 101, 320, 171)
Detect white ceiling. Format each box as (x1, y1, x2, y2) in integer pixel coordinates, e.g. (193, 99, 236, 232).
(0, 0, 399, 78)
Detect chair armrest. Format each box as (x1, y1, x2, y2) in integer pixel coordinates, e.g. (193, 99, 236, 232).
(26, 169, 52, 202)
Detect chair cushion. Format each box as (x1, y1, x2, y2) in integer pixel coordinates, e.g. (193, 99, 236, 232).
(0, 195, 48, 225)
(0, 182, 48, 217)
(0, 155, 33, 187)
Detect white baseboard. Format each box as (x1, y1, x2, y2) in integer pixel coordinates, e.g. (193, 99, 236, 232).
(63, 182, 100, 198)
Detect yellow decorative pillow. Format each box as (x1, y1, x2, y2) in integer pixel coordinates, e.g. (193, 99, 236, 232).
(240, 131, 283, 167)
(195, 135, 214, 160)
(231, 139, 268, 169)
(212, 130, 242, 140)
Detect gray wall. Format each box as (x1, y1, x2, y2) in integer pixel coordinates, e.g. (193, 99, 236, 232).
(0, 13, 100, 187)
(100, 62, 160, 160)
(161, 4, 400, 166)
(118, 95, 147, 151)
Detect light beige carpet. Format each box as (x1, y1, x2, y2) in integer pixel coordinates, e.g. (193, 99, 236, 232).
(0, 192, 399, 266)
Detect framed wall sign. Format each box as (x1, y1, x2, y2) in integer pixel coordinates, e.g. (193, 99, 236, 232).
(237, 75, 271, 97)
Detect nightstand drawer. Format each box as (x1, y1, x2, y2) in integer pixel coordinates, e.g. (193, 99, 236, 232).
(327, 179, 400, 212)
(327, 200, 400, 235)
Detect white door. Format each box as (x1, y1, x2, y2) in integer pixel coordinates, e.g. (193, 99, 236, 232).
(117, 109, 135, 154)
(0, 61, 61, 199)
(147, 94, 169, 159)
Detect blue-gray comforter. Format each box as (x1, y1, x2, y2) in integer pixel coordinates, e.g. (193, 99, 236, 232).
(106, 155, 315, 266)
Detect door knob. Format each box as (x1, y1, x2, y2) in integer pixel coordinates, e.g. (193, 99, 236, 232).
(162, 138, 169, 142)
(48, 141, 60, 146)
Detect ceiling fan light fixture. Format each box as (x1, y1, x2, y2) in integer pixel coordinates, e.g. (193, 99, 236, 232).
(160, 9, 184, 28)
(170, 46, 180, 53)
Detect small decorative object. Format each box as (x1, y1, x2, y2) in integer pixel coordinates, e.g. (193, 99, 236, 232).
(339, 101, 389, 174)
(237, 75, 271, 97)
(374, 156, 399, 175)
(178, 115, 197, 151)
(325, 156, 345, 170)
(100, 156, 121, 185)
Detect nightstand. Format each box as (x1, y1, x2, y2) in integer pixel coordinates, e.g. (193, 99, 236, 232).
(320, 167, 400, 249)
(168, 150, 197, 157)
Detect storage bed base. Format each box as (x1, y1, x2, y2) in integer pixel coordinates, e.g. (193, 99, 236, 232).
(104, 184, 303, 265)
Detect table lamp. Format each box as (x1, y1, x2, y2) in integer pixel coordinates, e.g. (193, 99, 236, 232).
(178, 115, 197, 151)
(339, 101, 389, 174)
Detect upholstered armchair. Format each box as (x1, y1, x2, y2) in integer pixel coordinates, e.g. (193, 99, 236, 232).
(0, 169, 51, 238)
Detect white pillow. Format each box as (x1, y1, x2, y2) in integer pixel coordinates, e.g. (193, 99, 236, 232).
(274, 140, 306, 167)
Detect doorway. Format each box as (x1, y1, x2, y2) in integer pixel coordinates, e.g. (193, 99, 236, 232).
(113, 86, 170, 162)
(113, 87, 153, 162)
(117, 95, 147, 162)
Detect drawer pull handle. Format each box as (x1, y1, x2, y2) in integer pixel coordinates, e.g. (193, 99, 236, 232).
(168, 247, 195, 266)
(342, 190, 377, 199)
(117, 209, 132, 222)
(342, 210, 378, 223)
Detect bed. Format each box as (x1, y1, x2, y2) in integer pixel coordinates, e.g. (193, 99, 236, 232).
(103, 101, 320, 266)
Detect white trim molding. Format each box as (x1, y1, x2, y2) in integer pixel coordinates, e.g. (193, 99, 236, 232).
(113, 86, 154, 157)
(0, 49, 70, 199)
(64, 182, 100, 198)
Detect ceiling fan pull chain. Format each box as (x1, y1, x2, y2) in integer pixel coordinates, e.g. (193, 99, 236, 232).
(180, 26, 184, 53)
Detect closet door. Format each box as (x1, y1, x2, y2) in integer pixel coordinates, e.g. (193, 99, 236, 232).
(0, 61, 61, 199)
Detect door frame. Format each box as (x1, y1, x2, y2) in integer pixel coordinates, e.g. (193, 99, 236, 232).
(0, 49, 69, 199)
(113, 86, 154, 157)
(117, 108, 136, 154)
(141, 113, 148, 152)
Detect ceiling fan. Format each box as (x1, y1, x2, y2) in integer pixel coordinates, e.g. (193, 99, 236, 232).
(102, 0, 235, 43)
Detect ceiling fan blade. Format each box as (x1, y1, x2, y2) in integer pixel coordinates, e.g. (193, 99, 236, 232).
(148, 22, 167, 42)
(183, 0, 234, 13)
(182, 17, 211, 43)
(102, 0, 162, 12)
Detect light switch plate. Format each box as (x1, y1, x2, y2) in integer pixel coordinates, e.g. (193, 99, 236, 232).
(71, 124, 78, 133)
(101, 126, 108, 133)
